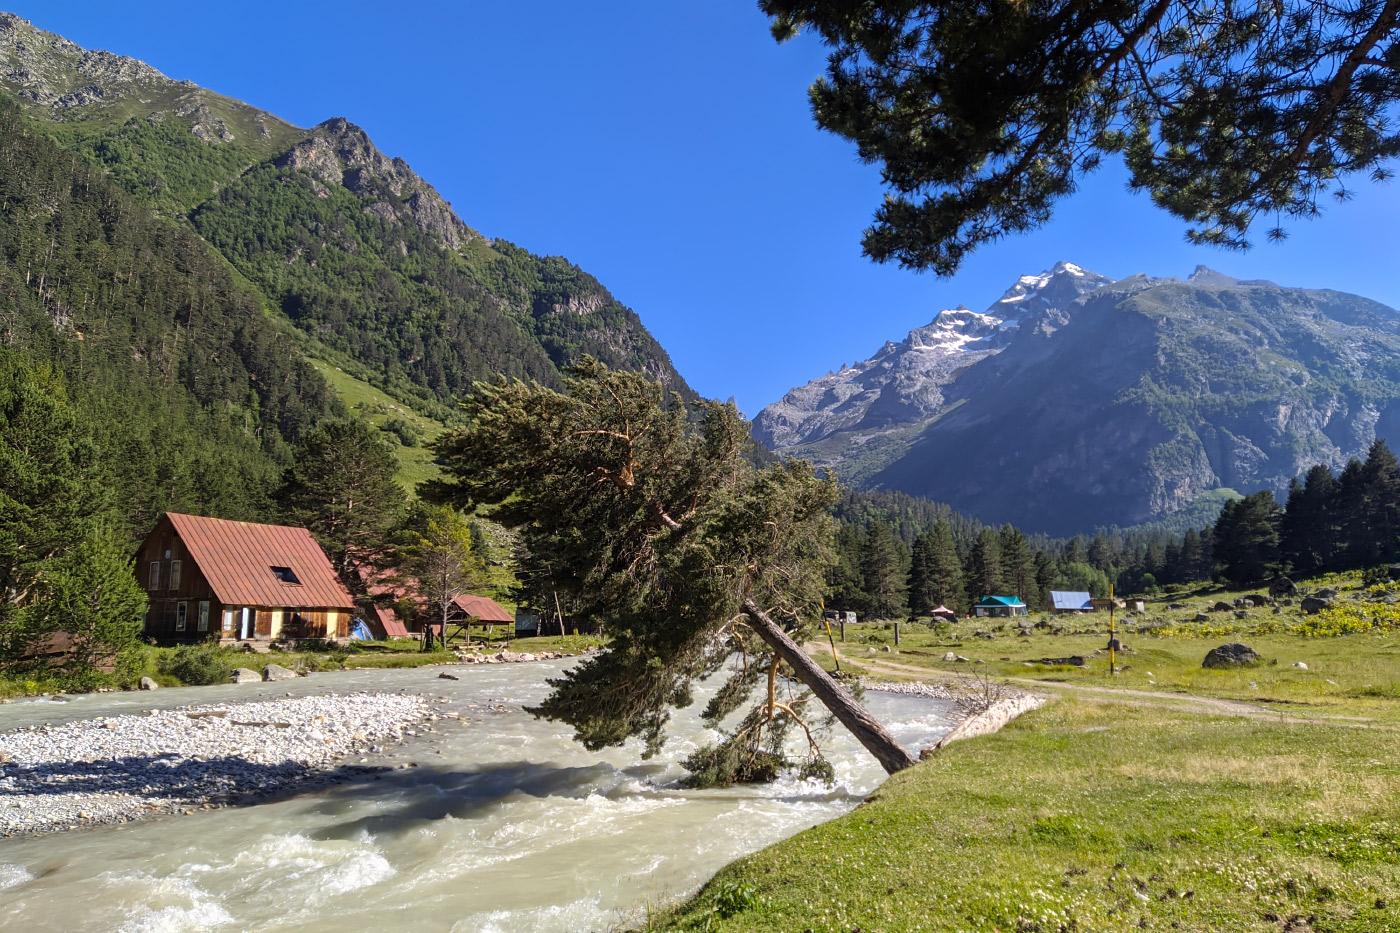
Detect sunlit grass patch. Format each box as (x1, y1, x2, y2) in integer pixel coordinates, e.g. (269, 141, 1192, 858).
(654, 699, 1400, 932)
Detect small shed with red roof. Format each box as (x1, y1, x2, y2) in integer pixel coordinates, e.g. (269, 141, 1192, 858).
(135, 512, 356, 643)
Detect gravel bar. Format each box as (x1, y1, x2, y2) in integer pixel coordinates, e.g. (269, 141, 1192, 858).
(860, 679, 960, 701)
(0, 692, 430, 836)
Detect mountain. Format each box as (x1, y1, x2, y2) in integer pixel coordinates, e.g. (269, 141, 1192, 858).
(757, 264, 1400, 535)
(0, 13, 692, 424)
(0, 97, 339, 533)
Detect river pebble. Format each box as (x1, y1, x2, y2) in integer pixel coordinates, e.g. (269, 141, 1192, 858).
(0, 692, 429, 836)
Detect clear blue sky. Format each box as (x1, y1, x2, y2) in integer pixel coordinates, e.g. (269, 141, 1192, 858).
(23, 1, 1400, 415)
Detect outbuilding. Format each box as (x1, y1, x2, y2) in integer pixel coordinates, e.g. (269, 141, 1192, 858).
(973, 596, 1028, 618)
(135, 512, 356, 643)
(1050, 591, 1094, 614)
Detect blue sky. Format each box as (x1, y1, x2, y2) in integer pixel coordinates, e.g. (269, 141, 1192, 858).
(25, 1, 1400, 415)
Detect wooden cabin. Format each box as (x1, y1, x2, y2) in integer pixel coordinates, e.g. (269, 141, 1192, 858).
(135, 513, 356, 644)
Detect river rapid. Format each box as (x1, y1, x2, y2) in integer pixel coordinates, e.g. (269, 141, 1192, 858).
(0, 660, 956, 932)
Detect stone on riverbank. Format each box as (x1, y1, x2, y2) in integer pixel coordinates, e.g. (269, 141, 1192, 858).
(262, 664, 297, 682)
(139, 677, 158, 690)
(231, 668, 261, 684)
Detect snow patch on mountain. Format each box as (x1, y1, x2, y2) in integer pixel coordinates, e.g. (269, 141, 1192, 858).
(752, 262, 1114, 450)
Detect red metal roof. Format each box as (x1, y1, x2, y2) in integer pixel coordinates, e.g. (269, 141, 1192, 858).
(166, 512, 355, 610)
(451, 594, 514, 623)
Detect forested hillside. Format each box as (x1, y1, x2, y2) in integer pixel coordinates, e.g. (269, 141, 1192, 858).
(0, 99, 339, 535)
(0, 14, 692, 429)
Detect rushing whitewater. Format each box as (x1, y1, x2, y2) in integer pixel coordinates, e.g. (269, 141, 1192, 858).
(0, 660, 955, 932)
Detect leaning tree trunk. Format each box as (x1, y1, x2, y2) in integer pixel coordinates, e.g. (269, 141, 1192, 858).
(742, 597, 917, 775)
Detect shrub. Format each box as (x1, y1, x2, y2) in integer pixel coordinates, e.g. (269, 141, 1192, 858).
(158, 643, 233, 685)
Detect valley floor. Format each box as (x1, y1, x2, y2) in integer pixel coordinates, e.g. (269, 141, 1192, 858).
(656, 579, 1400, 932)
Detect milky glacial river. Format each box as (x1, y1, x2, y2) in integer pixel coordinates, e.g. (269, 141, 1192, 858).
(0, 660, 955, 932)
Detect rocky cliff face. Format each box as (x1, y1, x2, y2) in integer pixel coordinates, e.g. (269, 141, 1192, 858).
(0, 13, 298, 152)
(276, 118, 480, 250)
(759, 265, 1400, 534)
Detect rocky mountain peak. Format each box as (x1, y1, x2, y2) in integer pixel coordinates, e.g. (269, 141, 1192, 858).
(1186, 265, 1242, 287)
(0, 13, 166, 108)
(752, 263, 1114, 450)
(275, 117, 480, 251)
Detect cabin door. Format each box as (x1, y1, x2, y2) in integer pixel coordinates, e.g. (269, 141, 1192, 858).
(240, 607, 254, 640)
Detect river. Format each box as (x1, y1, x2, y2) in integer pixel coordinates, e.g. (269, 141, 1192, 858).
(0, 660, 955, 932)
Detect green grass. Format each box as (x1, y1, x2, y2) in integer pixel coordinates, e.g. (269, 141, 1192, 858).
(827, 574, 1400, 721)
(307, 358, 447, 491)
(656, 698, 1400, 932)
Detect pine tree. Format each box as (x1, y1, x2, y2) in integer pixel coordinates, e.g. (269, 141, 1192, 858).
(278, 419, 407, 582)
(0, 358, 107, 610)
(428, 360, 916, 779)
(20, 526, 147, 688)
(762, 0, 1400, 273)
(1213, 492, 1283, 585)
(860, 521, 908, 620)
(1280, 466, 1337, 575)
(1360, 439, 1400, 566)
(908, 521, 963, 615)
(1033, 551, 1056, 610)
(998, 524, 1035, 605)
(965, 528, 1004, 602)
(1333, 459, 1367, 570)
(1087, 534, 1114, 573)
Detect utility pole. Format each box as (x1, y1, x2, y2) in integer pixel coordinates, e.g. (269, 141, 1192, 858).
(1108, 583, 1116, 675)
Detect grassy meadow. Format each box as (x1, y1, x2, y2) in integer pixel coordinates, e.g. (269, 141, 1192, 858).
(656, 571, 1400, 931)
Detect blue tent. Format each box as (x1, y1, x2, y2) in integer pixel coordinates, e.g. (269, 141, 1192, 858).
(348, 617, 376, 640)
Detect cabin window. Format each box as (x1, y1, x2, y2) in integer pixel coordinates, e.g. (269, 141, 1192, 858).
(197, 601, 210, 632)
(169, 560, 182, 590)
(148, 562, 161, 590)
(175, 601, 188, 632)
(222, 610, 235, 634)
(271, 566, 301, 585)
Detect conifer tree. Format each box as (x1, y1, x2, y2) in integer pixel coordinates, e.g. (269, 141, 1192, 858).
(999, 524, 1035, 605)
(19, 527, 147, 688)
(965, 528, 1004, 602)
(1360, 439, 1400, 566)
(763, 0, 1400, 273)
(860, 521, 908, 619)
(1213, 491, 1283, 585)
(1280, 466, 1337, 574)
(0, 357, 107, 610)
(278, 419, 407, 582)
(1087, 534, 1114, 573)
(1033, 551, 1057, 610)
(908, 521, 964, 615)
(428, 360, 917, 779)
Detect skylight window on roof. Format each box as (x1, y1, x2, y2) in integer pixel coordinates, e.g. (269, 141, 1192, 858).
(271, 566, 302, 585)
